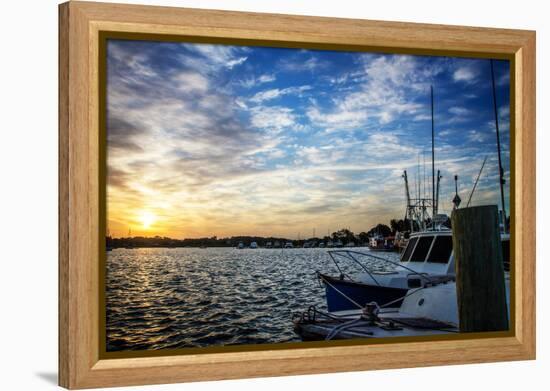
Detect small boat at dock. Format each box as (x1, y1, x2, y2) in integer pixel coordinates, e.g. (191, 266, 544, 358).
(293, 278, 459, 340)
(368, 234, 397, 252)
(294, 270, 510, 341)
(318, 228, 510, 312)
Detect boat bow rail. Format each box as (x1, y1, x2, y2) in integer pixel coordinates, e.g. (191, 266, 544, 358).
(325, 249, 440, 287)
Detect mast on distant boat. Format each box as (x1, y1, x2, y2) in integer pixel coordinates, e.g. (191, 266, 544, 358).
(435, 170, 442, 215)
(402, 170, 414, 232)
(431, 85, 436, 219)
(401, 86, 440, 232)
(490, 59, 507, 233)
(467, 156, 488, 208)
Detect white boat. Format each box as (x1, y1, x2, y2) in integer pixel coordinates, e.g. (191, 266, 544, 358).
(318, 228, 510, 312)
(237, 241, 244, 249)
(368, 235, 383, 248)
(249, 242, 258, 249)
(294, 273, 510, 340)
(284, 242, 294, 248)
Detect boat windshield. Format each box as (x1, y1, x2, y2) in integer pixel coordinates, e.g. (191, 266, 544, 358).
(427, 236, 453, 264)
(401, 234, 509, 268)
(409, 236, 433, 262)
(400, 237, 418, 262)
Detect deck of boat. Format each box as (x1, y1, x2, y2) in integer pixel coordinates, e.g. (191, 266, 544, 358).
(294, 315, 457, 341)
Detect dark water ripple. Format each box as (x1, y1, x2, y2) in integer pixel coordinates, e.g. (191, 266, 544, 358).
(106, 247, 397, 351)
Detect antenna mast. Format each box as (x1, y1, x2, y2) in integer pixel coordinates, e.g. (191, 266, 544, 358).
(417, 154, 421, 200)
(490, 60, 507, 232)
(423, 150, 427, 199)
(467, 156, 488, 207)
(402, 170, 414, 232)
(431, 85, 436, 219)
(435, 170, 442, 215)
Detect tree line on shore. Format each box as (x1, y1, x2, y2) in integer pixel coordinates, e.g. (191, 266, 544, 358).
(106, 218, 435, 249)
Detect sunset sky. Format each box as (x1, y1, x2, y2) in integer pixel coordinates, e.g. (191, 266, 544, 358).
(106, 39, 510, 239)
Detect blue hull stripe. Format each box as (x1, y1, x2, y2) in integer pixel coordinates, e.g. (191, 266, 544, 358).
(321, 274, 408, 312)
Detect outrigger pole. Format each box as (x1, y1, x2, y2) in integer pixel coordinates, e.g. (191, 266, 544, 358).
(431, 85, 436, 219)
(490, 60, 507, 232)
(467, 156, 488, 208)
(435, 170, 442, 215)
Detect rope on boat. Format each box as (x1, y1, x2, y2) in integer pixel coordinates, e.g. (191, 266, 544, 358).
(325, 318, 364, 340)
(317, 274, 364, 310)
(317, 272, 426, 311)
(325, 302, 380, 340)
(292, 305, 345, 325)
(378, 287, 423, 309)
(317, 268, 455, 310)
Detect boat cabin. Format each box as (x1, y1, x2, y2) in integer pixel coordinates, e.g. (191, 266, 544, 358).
(349, 229, 509, 291)
(400, 230, 510, 276)
(399, 230, 455, 275)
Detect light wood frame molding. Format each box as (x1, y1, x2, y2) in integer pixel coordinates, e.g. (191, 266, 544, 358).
(59, 1, 536, 389)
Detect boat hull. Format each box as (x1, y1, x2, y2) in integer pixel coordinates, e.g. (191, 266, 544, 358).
(320, 274, 408, 312)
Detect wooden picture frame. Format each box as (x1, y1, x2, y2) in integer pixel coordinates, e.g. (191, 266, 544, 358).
(59, 1, 536, 388)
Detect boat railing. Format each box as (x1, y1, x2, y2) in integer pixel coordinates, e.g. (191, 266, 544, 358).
(327, 249, 435, 286)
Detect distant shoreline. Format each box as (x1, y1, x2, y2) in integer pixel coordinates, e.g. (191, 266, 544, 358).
(105, 220, 436, 250)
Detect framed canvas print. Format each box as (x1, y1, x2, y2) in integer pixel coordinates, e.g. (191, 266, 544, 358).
(59, 1, 536, 389)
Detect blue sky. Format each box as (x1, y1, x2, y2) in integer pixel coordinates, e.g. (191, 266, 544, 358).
(106, 39, 510, 239)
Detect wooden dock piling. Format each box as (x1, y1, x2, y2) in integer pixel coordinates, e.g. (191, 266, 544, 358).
(451, 205, 508, 332)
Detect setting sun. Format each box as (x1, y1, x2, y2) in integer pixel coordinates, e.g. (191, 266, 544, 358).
(138, 211, 156, 229)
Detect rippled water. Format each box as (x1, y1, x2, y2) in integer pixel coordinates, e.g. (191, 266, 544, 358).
(106, 247, 398, 351)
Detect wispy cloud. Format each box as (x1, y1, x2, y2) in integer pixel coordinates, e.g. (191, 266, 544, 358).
(250, 85, 311, 103)
(303, 55, 427, 130)
(467, 130, 488, 142)
(279, 55, 328, 72)
(448, 106, 472, 116)
(453, 66, 478, 82)
(238, 73, 276, 88)
(249, 106, 298, 133)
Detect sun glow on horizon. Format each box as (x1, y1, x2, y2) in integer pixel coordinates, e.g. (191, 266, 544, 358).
(138, 211, 157, 230)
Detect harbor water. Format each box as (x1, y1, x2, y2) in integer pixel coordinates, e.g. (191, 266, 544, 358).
(106, 247, 399, 351)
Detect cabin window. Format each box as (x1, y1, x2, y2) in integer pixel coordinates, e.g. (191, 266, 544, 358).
(427, 236, 453, 263)
(409, 236, 433, 262)
(401, 237, 418, 262)
(502, 239, 510, 272)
